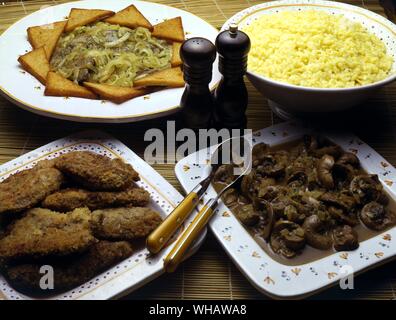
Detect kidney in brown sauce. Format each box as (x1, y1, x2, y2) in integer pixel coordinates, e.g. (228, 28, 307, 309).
(212, 135, 396, 266)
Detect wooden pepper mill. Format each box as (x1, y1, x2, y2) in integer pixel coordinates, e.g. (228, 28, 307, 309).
(179, 37, 216, 129)
(213, 24, 251, 129)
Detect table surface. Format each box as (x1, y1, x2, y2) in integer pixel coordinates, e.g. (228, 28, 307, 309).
(1, 0, 396, 300)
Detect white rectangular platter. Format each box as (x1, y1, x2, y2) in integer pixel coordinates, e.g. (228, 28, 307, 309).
(175, 121, 396, 299)
(0, 130, 206, 300)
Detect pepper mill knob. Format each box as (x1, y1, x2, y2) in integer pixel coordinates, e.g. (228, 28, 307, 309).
(181, 37, 216, 84)
(215, 24, 251, 76)
(216, 24, 250, 58)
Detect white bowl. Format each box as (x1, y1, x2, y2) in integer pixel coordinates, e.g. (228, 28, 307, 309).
(222, 0, 396, 118)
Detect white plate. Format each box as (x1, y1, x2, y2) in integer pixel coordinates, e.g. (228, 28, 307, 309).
(0, 130, 206, 300)
(0, 0, 221, 123)
(175, 121, 396, 299)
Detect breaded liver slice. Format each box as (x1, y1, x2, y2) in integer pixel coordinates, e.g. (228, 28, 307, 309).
(5, 240, 133, 294)
(0, 207, 96, 260)
(42, 187, 150, 211)
(92, 207, 162, 240)
(55, 151, 139, 191)
(0, 167, 65, 214)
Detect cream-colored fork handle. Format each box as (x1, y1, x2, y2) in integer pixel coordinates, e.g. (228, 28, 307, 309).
(164, 198, 217, 273)
(146, 192, 199, 254)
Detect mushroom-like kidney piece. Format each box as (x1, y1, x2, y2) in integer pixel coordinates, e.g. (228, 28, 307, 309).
(287, 171, 308, 191)
(284, 205, 301, 223)
(252, 143, 269, 167)
(222, 188, 239, 207)
(235, 204, 260, 227)
(213, 164, 234, 184)
(350, 174, 383, 204)
(255, 153, 286, 178)
(312, 145, 343, 158)
(256, 178, 276, 197)
(333, 225, 359, 251)
(360, 201, 395, 231)
(252, 199, 274, 241)
(271, 195, 291, 219)
(327, 206, 359, 226)
(320, 192, 359, 226)
(302, 215, 333, 250)
(240, 171, 256, 199)
(270, 221, 305, 258)
(333, 152, 360, 183)
(271, 194, 310, 221)
(257, 184, 286, 202)
(303, 135, 343, 158)
(320, 192, 356, 211)
(337, 152, 359, 166)
(317, 155, 335, 189)
(240, 173, 276, 201)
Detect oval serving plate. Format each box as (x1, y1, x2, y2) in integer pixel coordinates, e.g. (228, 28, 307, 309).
(175, 121, 396, 299)
(0, 0, 220, 123)
(0, 130, 206, 300)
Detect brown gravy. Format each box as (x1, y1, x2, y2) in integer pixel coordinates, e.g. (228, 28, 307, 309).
(212, 139, 396, 266)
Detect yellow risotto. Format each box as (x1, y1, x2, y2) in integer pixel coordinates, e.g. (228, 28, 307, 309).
(242, 10, 393, 88)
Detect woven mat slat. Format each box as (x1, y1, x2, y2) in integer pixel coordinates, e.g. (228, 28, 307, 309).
(0, 0, 395, 300)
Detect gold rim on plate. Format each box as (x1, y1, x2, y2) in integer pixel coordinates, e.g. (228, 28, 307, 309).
(0, 0, 220, 122)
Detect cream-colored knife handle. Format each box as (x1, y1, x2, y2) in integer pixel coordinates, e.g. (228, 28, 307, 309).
(164, 198, 217, 273)
(146, 191, 199, 254)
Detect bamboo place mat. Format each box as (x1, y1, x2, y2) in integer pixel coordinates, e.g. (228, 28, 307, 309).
(0, 0, 396, 300)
